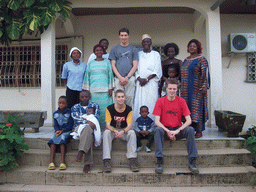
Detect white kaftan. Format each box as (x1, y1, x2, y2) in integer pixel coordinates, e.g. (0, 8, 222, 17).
(133, 50, 162, 123)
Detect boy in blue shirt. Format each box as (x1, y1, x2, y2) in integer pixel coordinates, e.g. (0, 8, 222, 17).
(134, 106, 155, 152)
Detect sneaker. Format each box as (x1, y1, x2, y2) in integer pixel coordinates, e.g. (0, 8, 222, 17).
(146, 146, 151, 153)
(103, 159, 112, 173)
(155, 157, 163, 174)
(136, 146, 143, 152)
(189, 164, 199, 174)
(129, 158, 139, 172)
(189, 157, 199, 174)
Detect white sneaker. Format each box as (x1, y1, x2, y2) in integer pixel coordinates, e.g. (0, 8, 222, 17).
(136, 146, 143, 152)
(146, 146, 151, 153)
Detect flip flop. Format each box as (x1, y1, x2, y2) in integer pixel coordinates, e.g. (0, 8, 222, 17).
(59, 163, 67, 170)
(48, 163, 56, 170)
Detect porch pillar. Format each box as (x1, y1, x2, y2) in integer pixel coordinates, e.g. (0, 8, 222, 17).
(205, 9, 223, 126)
(41, 21, 56, 126)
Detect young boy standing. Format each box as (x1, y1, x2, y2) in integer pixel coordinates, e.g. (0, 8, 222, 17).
(48, 96, 74, 170)
(109, 28, 139, 107)
(102, 89, 139, 173)
(134, 106, 154, 153)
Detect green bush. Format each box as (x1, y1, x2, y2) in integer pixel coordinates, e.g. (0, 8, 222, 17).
(246, 125, 256, 161)
(0, 111, 29, 171)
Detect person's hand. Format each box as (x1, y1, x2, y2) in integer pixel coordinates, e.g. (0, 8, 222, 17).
(87, 121, 96, 130)
(115, 130, 124, 139)
(138, 77, 148, 86)
(119, 76, 128, 85)
(55, 130, 64, 137)
(108, 89, 113, 97)
(143, 131, 150, 136)
(200, 86, 208, 96)
(167, 130, 177, 141)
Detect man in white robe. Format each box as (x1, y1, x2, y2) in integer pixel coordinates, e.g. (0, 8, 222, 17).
(133, 34, 162, 123)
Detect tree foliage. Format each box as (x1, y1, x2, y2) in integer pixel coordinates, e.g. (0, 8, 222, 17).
(0, 0, 72, 46)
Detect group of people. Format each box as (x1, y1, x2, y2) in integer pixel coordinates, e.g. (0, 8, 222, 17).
(47, 28, 210, 175)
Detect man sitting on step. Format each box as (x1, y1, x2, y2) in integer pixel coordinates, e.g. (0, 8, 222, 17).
(102, 89, 139, 173)
(153, 78, 199, 174)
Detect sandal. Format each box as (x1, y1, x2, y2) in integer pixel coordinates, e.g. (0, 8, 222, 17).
(195, 131, 203, 138)
(48, 163, 56, 170)
(59, 163, 66, 170)
(83, 164, 91, 173)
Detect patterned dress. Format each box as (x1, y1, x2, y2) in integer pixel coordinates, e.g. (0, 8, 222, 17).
(180, 56, 210, 132)
(83, 59, 114, 130)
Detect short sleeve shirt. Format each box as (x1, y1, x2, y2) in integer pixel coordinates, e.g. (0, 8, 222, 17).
(61, 61, 87, 91)
(153, 96, 190, 128)
(109, 44, 139, 77)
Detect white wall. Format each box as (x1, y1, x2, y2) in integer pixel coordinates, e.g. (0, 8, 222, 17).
(221, 14, 256, 133)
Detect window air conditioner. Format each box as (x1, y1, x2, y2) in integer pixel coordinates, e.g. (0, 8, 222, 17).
(228, 33, 256, 53)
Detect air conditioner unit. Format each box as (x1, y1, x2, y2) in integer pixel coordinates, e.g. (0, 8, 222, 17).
(228, 33, 256, 53)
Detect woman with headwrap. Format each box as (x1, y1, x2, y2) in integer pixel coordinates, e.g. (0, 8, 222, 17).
(133, 34, 162, 124)
(83, 44, 114, 130)
(61, 47, 87, 109)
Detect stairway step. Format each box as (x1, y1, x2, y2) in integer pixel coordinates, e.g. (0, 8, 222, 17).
(1, 165, 255, 187)
(24, 137, 246, 150)
(17, 148, 252, 168)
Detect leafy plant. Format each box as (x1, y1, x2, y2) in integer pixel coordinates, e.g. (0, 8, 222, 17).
(246, 125, 256, 162)
(0, 111, 29, 171)
(0, 0, 72, 46)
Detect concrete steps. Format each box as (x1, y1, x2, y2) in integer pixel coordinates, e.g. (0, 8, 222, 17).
(1, 132, 255, 187)
(1, 166, 255, 187)
(17, 148, 252, 168)
(24, 137, 247, 150)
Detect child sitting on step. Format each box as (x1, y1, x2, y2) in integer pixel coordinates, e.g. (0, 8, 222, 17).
(134, 105, 155, 153)
(47, 96, 74, 170)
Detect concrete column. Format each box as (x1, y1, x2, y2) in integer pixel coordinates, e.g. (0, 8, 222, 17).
(41, 21, 56, 126)
(205, 9, 223, 126)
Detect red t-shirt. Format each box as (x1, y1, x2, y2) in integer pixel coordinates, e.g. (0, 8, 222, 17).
(153, 96, 191, 128)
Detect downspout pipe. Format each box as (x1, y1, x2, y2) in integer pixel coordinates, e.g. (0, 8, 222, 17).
(211, 0, 226, 11)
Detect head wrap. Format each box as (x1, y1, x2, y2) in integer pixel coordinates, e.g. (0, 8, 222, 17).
(69, 47, 83, 60)
(142, 34, 151, 41)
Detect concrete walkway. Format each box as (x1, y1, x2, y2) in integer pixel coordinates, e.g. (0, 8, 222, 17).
(0, 184, 255, 192)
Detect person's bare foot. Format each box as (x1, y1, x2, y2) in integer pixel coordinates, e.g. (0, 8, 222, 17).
(75, 150, 84, 162)
(83, 164, 91, 173)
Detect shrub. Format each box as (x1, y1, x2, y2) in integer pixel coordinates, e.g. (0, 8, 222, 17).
(0, 111, 29, 171)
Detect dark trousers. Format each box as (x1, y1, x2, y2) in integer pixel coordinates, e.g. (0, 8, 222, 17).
(66, 87, 80, 109)
(136, 131, 154, 148)
(154, 126, 198, 158)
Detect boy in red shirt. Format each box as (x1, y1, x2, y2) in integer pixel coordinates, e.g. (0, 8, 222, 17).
(153, 78, 199, 174)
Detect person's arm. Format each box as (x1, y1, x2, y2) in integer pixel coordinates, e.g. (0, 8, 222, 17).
(111, 60, 125, 80)
(155, 115, 170, 133)
(62, 114, 74, 131)
(133, 121, 140, 132)
(71, 106, 87, 125)
(82, 64, 90, 90)
(148, 121, 155, 133)
(61, 63, 68, 85)
(199, 57, 209, 95)
(53, 118, 61, 131)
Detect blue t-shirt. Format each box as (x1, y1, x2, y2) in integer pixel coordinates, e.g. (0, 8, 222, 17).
(109, 44, 139, 77)
(61, 60, 87, 91)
